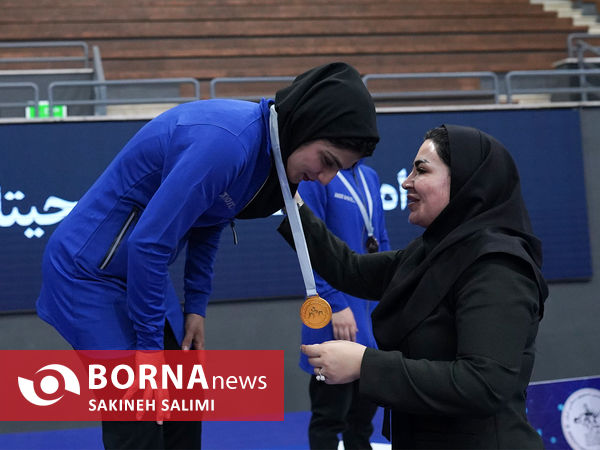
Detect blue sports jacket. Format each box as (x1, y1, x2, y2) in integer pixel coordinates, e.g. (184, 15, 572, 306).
(38, 99, 273, 350)
(298, 162, 390, 374)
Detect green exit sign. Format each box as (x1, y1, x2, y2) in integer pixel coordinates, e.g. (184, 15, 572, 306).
(25, 101, 67, 119)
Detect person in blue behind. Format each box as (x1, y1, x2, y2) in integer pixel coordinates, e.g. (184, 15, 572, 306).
(36, 62, 379, 450)
(298, 161, 390, 449)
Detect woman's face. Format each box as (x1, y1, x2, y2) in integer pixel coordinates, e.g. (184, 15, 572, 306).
(286, 140, 361, 185)
(402, 139, 451, 228)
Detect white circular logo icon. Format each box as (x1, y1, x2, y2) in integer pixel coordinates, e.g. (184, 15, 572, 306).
(18, 364, 81, 406)
(561, 387, 600, 450)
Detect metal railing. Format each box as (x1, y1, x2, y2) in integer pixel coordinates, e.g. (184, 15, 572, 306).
(568, 33, 600, 58)
(5, 43, 600, 117)
(48, 78, 201, 110)
(0, 82, 39, 108)
(0, 41, 90, 67)
(210, 76, 294, 100)
(362, 72, 500, 104)
(92, 46, 107, 115)
(6, 36, 600, 118)
(505, 69, 600, 103)
(567, 33, 600, 70)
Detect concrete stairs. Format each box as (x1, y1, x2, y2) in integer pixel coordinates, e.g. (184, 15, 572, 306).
(530, 0, 600, 33)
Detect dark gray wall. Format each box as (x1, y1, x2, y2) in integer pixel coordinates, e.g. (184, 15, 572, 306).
(1, 106, 598, 430)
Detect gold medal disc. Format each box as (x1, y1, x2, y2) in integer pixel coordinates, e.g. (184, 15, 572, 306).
(300, 295, 332, 329)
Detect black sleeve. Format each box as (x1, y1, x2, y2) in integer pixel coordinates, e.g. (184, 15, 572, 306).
(277, 203, 399, 300)
(360, 253, 540, 415)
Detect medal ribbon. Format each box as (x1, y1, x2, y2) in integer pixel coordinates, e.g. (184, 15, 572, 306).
(269, 105, 318, 298)
(336, 168, 375, 238)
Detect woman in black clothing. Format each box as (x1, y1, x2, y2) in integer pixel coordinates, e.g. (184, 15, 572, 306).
(279, 125, 548, 449)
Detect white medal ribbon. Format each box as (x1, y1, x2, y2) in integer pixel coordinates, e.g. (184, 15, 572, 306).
(269, 105, 318, 297)
(336, 168, 374, 237)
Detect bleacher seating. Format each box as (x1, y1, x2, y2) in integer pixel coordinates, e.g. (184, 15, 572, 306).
(0, 0, 589, 101)
(578, 0, 600, 15)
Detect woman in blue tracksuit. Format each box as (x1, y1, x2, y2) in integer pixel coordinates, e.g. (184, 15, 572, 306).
(298, 162, 390, 449)
(36, 62, 379, 450)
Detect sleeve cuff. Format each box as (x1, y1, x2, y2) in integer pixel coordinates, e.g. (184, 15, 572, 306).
(184, 298, 208, 317)
(359, 347, 403, 408)
(325, 291, 349, 313)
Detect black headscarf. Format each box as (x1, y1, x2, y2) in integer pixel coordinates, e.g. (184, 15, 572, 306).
(236, 62, 379, 219)
(371, 124, 548, 350)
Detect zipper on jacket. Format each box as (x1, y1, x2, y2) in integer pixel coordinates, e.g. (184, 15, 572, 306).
(230, 221, 239, 245)
(99, 207, 140, 270)
(235, 171, 271, 218)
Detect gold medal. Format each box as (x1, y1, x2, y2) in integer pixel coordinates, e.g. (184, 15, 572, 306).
(300, 295, 332, 329)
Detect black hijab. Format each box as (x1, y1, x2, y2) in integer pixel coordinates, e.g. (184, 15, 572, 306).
(236, 62, 379, 219)
(371, 124, 548, 350)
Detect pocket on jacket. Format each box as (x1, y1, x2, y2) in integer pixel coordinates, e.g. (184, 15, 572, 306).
(98, 207, 140, 270)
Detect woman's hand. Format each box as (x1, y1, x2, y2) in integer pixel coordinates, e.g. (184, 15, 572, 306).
(123, 351, 171, 424)
(302, 340, 366, 384)
(182, 313, 205, 350)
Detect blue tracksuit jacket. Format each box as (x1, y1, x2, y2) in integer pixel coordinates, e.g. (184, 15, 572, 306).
(37, 99, 273, 350)
(298, 163, 390, 373)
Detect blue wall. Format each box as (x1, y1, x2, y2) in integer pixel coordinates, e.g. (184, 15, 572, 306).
(0, 107, 592, 311)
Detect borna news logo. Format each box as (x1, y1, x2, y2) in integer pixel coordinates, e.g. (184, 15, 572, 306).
(4, 350, 284, 421)
(18, 364, 81, 406)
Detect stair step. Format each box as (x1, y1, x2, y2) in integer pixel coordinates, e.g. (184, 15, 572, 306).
(531, 0, 600, 33)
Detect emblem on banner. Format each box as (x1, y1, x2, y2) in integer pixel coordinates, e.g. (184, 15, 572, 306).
(561, 387, 600, 450)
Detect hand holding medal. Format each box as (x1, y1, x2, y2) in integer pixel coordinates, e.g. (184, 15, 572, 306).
(270, 105, 332, 329)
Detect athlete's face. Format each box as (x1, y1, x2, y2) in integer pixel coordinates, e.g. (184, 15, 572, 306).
(286, 140, 361, 185)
